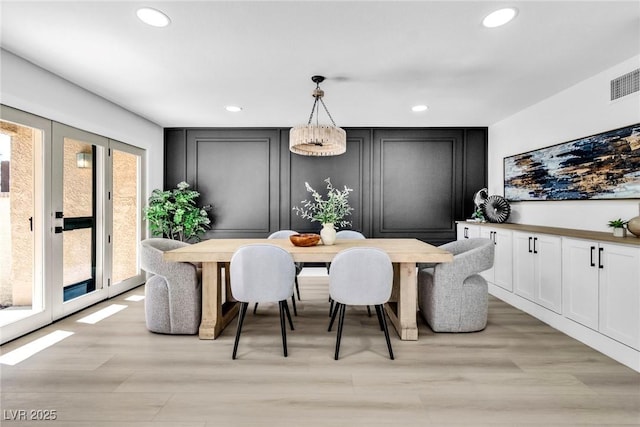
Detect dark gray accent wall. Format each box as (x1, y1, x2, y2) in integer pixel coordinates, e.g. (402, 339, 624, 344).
(164, 127, 487, 244)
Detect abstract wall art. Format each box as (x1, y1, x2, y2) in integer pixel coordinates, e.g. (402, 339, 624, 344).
(504, 123, 640, 201)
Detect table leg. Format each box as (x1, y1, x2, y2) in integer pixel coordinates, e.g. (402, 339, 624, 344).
(198, 262, 239, 339)
(384, 262, 418, 340)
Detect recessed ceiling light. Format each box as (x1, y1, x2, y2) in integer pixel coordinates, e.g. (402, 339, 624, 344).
(136, 8, 171, 27)
(412, 105, 428, 112)
(225, 106, 243, 112)
(482, 8, 517, 28)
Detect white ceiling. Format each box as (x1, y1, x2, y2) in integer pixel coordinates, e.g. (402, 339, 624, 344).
(1, 1, 639, 128)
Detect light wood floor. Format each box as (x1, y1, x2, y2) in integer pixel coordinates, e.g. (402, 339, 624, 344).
(1, 275, 639, 426)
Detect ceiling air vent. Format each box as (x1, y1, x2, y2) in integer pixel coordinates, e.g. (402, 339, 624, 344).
(610, 68, 639, 101)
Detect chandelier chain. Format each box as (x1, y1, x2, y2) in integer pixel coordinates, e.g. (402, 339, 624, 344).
(306, 97, 320, 126)
(318, 98, 337, 127)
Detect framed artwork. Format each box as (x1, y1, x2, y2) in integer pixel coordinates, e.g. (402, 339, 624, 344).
(504, 123, 640, 201)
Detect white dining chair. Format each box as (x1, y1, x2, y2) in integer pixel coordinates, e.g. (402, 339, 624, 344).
(268, 229, 303, 302)
(328, 247, 394, 360)
(328, 230, 370, 317)
(230, 244, 296, 359)
(249, 230, 302, 316)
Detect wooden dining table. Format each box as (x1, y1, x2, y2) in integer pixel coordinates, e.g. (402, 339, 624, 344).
(163, 238, 453, 341)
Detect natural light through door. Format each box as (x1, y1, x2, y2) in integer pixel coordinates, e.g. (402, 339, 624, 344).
(0, 119, 45, 328)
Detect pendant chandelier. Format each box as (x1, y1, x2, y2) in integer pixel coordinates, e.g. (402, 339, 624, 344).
(290, 75, 346, 156)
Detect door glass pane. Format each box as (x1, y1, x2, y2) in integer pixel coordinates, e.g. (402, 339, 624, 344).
(62, 138, 95, 301)
(0, 120, 42, 326)
(112, 149, 139, 284)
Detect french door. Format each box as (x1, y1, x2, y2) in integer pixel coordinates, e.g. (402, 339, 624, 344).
(0, 106, 146, 343)
(51, 123, 108, 318)
(107, 141, 145, 297)
(0, 106, 51, 341)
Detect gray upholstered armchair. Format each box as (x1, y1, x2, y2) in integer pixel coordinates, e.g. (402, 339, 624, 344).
(417, 238, 494, 332)
(140, 238, 202, 334)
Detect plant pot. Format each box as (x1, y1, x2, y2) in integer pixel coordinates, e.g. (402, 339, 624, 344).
(320, 223, 336, 245)
(613, 227, 627, 238)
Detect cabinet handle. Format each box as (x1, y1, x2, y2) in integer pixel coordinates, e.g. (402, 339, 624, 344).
(533, 237, 538, 254)
(464, 227, 468, 238)
(492, 231, 497, 244)
(528, 237, 532, 253)
(598, 247, 604, 269)
(590, 246, 595, 267)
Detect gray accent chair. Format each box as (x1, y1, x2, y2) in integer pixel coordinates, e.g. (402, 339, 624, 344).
(328, 247, 394, 360)
(140, 238, 202, 335)
(417, 238, 494, 333)
(230, 244, 296, 359)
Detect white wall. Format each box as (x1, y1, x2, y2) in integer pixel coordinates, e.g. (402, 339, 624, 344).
(0, 49, 163, 202)
(489, 55, 640, 232)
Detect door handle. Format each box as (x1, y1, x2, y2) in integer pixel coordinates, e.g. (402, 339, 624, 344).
(598, 247, 604, 269)
(590, 246, 595, 267)
(533, 237, 538, 254)
(528, 237, 532, 253)
(54, 211, 64, 233)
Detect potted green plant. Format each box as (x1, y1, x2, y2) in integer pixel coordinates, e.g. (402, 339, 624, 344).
(471, 207, 486, 222)
(607, 218, 628, 237)
(292, 178, 353, 245)
(144, 181, 212, 242)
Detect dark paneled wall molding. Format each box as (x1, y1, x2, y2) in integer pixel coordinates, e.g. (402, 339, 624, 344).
(164, 127, 487, 244)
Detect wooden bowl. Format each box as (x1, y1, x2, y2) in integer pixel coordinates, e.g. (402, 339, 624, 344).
(289, 233, 321, 247)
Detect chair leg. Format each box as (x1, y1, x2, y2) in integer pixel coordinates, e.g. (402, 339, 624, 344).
(291, 294, 298, 316)
(253, 302, 259, 314)
(367, 305, 372, 317)
(283, 299, 294, 331)
(279, 301, 288, 357)
(295, 276, 301, 301)
(377, 304, 394, 360)
(334, 303, 346, 360)
(328, 300, 340, 331)
(232, 302, 249, 360)
(329, 297, 334, 317)
(374, 304, 384, 331)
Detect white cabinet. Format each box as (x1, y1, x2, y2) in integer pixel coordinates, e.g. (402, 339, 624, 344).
(562, 238, 599, 330)
(457, 223, 480, 240)
(480, 227, 513, 292)
(563, 238, 640, 350)
(599, 243, 640, 350)
(456, 223, 512, 291)
(513, 232, 562, 313)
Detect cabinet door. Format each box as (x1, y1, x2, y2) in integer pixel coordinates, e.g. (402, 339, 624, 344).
(599, 243, 640, 350)
(562, 238, 599, 330)
(457, 223, 480, 240)
(479, 228, 495, 283)
(534, 234, 562, 314)
(493, 229, 513, 292)
(513, 231, 535, 300)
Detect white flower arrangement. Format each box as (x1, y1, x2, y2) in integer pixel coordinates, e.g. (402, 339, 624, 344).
(292, 178, 354, 227)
